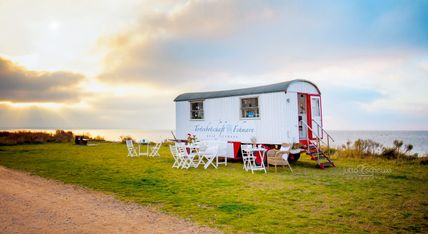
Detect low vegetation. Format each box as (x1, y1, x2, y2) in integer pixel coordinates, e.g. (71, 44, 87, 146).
(120, 135, 135, 143)
(0, 143, 427, 233)
(0, 130, 73, 145)
(333, 139, 426, 163)
(0, 130, 108, 146)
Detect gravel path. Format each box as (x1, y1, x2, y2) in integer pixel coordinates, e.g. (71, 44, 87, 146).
(0, 166, 220, 234)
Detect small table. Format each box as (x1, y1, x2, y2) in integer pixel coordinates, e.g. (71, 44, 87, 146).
(138, 140, 150, 156)
(243, 147, 267, 173)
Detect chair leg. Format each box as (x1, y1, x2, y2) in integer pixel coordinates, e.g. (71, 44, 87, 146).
(288, 163, 293, 172)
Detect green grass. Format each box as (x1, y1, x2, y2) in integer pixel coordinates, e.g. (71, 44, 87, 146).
(0, 143, 427, 233)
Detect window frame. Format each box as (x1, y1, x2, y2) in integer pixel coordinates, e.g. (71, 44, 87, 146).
(189, 100, 205, 121)
(240, 96, 260, 120)
(311, 97, 320, 117)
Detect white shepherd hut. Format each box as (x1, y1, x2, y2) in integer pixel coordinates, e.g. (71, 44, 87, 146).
(174, 79, 333, 163)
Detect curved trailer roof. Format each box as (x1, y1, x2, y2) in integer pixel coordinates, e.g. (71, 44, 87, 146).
(174, 79, 320, 102)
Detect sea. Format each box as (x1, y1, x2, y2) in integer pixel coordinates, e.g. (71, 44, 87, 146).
(2, 129, 428, 156)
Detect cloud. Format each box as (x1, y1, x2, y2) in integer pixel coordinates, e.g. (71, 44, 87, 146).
(97, 0, 279, 87)
(0, 94, 175, 130)
(0, 57, 85, 103)
(97, 0, 428, 90)
(1, 0, 427, 130)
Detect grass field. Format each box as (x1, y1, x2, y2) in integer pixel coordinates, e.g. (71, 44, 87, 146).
(0, 143, 427, 233)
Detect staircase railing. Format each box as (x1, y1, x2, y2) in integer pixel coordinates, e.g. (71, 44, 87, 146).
(300, 119, 335, 158)
(311, 119, 334, 156)
(300, 120, 322, 165)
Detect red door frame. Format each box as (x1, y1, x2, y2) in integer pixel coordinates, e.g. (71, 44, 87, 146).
(297, 93, 323, 144)
(307, 94, 323, 140)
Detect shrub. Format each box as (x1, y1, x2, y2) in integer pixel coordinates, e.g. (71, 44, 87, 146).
(120, 136, 134, 143)
(336, 138, 419, 161)
(354, 139, 383, 156)
(53, 130, 74, 143)
(92, 135, 106, 142)
(380, 147, 398, 160)
(0, 130, 74, 145)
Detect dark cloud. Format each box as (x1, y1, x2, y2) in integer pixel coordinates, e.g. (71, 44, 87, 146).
(0, 57, 84, 102)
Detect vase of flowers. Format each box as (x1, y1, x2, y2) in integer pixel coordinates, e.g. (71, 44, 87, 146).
(250, 137, 257, 148)
(187, 133, 196, 144)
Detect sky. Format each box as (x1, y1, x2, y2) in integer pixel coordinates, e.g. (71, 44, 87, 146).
(0, 0, 427, 130)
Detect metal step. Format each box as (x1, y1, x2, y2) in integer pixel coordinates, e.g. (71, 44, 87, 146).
(318, 161, 335, 168)
(307, 150, 326, 155)
(312, 155, 328, 160)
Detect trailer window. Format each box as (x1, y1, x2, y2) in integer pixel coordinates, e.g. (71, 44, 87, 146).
(311, 97, 320, 117)
(241, 97, 259, 118)
(190, 101, 204, 120)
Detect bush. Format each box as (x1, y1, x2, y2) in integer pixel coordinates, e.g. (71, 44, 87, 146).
(0, 130, 74, 145)
(92, 135, 106, 142)
(336, 138, 419, 161)
(120, 136, 134, 143)
(420, 158, 428, 165)
(380, 147, 398, 160)
(53, 130, 74, 143)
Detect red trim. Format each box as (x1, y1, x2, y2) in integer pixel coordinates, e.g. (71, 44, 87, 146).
(228, 141, 241, 159)
(297, 93, 322, 142)
(306, 94, 313, 139)
(319, 95, 324, 139)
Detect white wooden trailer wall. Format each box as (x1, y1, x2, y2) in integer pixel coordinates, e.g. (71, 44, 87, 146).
(175, 81, 320, 149)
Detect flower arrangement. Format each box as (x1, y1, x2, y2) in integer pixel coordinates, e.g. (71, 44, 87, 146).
(187, 133, 197, 144)
(250, 137, 257, 147)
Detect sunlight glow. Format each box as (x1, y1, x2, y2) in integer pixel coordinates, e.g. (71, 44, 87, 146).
(0, 101, 90, 110)
(49, 21, 62, 31)
(0, 101, 64, 109)
(82, 80, 175, 97)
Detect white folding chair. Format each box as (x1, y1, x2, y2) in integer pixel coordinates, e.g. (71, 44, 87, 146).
(188, 145, 201, 168)
(176, 145, 192, 169)
(203, 145, 219, 169)
(194, 141, 208, 167)
(126, 140, 137, 157)
(170, 145, 181, 168)
(241, 144, 255, 171)
(149, 142, 162, 157)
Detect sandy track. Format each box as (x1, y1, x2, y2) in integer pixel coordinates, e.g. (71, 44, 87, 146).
(0, 166, 220, 234)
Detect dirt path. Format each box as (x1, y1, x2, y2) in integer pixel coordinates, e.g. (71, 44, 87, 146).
(0, 166, 220, 234)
